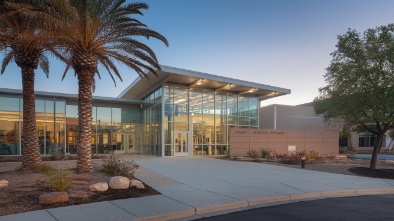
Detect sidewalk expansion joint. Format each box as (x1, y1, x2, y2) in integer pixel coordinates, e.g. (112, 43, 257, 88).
(46, 209, 60, 221)
(108, 201, 138, 217)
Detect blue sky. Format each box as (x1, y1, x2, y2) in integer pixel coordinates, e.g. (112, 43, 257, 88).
(1, 0, 394, 106)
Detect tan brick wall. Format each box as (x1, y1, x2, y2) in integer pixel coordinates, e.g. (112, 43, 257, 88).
(229, 128, 339, 157)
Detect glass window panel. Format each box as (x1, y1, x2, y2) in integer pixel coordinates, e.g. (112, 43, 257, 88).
(112, 108, 121, 123)
(174, 122, 188, 131)
(190, 91, 202, 123)
(173, 88, 189, 122)
(215, 94, 226, 115)
(249, 98, 258, 117)
(0, 97, 20, 111)
(164, 86, 173, 120)
(0, 119, 21, 155)
(55, 117, 66, 154)
(238, 117, 249, 126)
(92, 106, 97, 122)
(35, 100, 45, 113)
(164, 121, 172, 144)
(227, 95, 237, 116)
(238, 97, 248, 116)
(203, 92, 214, 124)
(250, 117, 258, 127)
(66, 105, 78, 118)
(216, 145, 227, 155)
(97, 107, 111, 123)
(215, 124, 227, 144)
(164, 145, 172, 156)
(96, 122, 111, 153)
(227, 116, 238, 125)
(45, 100, 54, 113)
(56, 100, 66, 114)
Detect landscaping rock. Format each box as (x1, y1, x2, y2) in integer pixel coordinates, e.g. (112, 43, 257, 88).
(69, 191, 90, 199)
(109, 176, 130, 189)
(0, 180, 9, 188)
(335, 155, 348, 160)
(72, 180, 89, 185)
(89, 182, 108, 192)
(39, 192, 69, 205)
(130, 180, 145, 189)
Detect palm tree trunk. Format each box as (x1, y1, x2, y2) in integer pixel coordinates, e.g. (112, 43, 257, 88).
(21, 66, 42, 169)
(76, 70, 94, 173)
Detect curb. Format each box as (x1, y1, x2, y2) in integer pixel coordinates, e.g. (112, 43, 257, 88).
(140, 189, 394, 221)
(135, 209, 196, 221)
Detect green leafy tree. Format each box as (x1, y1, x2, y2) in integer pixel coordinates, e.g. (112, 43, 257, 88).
(58, 0, 168, 173)
(315, 24, 394, 169)
(0, 0, 64, 169)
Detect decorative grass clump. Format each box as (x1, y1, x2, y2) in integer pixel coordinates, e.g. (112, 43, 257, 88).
(101, 154, 139, 178)
(45, 168, 73, 191)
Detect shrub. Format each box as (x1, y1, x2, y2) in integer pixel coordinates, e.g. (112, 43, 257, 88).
(101, 154, 139, 178)
(260, 149, 271, 159)
(339, 147, 348, 154)
(276, 151, 323, 165)
(247, 150, 260, 161)
(45, 168, 73, 191)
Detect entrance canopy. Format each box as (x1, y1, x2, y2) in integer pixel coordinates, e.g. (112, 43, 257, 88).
(118, 65, 290, 100)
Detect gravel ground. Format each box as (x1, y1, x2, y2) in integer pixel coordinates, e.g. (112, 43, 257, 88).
(0, 160, 160, 217)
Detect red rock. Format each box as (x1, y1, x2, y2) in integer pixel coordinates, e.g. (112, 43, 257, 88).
(335, 155, 348, 160)
(72, 180, 89, 185)
(39, 192, 69, 205)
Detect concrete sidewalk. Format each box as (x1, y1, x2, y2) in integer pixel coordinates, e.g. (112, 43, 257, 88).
(1, 155, 394, 221)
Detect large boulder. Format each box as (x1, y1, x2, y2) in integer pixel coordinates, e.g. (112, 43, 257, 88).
(109, 176, 130, 189)
(130, 180, 145, 189)
(0, 180, 9, 188)
(89, 182, 109, 192)
(39, 192, 69, 205)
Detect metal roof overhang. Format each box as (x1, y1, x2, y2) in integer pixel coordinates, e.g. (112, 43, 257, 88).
(118, 65, 291, 100)
(0, 88, 146, 106)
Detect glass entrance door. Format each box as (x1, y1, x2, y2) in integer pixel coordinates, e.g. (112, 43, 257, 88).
(113, 133, 134, 154)
(125, 133, 135, 154)
(174, 131, 189, 156)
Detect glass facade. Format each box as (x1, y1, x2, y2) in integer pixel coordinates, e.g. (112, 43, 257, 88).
(141, 87, 162, 156)
(163, 85, 259, 156)
(0, 83, 260, 157)
(66, 105, 141, 155)
(0, 96, 65, 155)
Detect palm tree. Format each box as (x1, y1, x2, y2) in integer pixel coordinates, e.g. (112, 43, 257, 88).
(59, 0, 168, 173)
(0, 0, 63, 169)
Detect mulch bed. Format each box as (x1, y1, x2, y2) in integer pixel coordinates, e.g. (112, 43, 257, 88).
(222, 156, 394, 179)
(348, 167, 394, 179)
(0, 168, 160, 217)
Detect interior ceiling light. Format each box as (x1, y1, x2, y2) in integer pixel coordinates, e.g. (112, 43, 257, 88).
(196, 79, 204, 85)
(267, 92, 277, 96)
(249, 88, 257, 93)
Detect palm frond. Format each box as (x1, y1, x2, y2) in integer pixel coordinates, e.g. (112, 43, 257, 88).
(62, 64, 71, 80)
(1, 50, 14, 74)
(38, 54, 49, 77)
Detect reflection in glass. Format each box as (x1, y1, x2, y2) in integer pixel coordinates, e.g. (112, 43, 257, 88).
(0, 104, 21, 155)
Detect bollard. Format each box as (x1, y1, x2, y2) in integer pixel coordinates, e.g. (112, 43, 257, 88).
(300, 155, 306, 169)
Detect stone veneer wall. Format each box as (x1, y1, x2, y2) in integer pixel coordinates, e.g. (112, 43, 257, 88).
(229, 128, 339, 157)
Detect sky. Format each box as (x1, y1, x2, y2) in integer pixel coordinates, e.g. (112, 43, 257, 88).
(1, 0, 394, 106)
